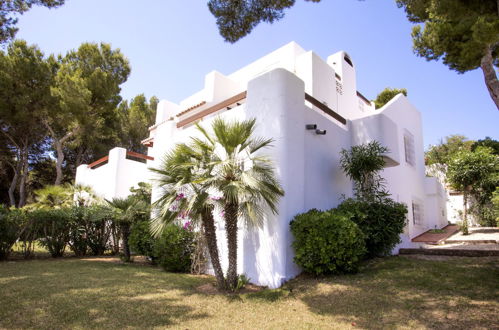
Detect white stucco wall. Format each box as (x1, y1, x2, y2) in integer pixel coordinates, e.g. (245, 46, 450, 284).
(75, 147, 149, 200)
(80, 42, 448, 288)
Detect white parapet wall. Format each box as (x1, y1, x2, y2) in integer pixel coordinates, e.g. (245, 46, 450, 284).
(75, 147, 151, 200)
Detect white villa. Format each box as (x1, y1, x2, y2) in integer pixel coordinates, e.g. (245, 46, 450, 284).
(76, 42, 449, 288)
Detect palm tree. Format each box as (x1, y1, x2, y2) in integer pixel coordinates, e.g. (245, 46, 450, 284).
(31, 184, 73, 209)
(151, 142, 228, 289)
(106, 196, 145, 262)
(153, 117, 284, 290)
(70, 183, 99, 207)
(202, 118, 284, 290)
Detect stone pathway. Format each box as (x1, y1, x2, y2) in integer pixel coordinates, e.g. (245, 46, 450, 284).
(401, 227, 499, 257)
(445, 227, 499, 244)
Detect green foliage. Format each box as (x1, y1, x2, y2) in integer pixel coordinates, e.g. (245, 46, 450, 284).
(84, 205, 113, 255)
(129, 220, 156, 260)
(155, 225, 195, 273)
(396, 0, 499, 108)
(396, 0, 499, 73)
(447, 147, 499, 229)
(235, 274, 251, 291)
(373, 88, 407, 109)
(0, 40, 54, 207)
(152, 117, 284, 290)
(0, 206, 23, 260)
(340, 141, 388, 201)
(30, 184, 73, 209)
(30, 208, 71, 258)
(336, 198, 408, 258)
(448, 147, 498, 195)
(471, 137, 499, 155)
(290, 209, 366, 275)
(492, 188, 499, 226)
(0, 39, 136, 203)
(425, 135, 473, 167)
(116, 95, 157, 154)
(67, 206, 88, 256)
(208, 0, 320, 43)
(0, 1, 65, 44)
(48, 42, 131, 185)
(106, 184, 152, 262)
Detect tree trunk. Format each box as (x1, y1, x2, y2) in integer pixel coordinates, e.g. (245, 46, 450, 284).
(74, 146, 85, 176)
(224, 202, 239, 290)
(462, 190, 469, 235)
(8, 161, 20, 207)
(201, 208, 226, 290)
(54, 139, 65, 186)
(480, 45, 499, 110)
(44, 122, 79, 186)
(17, 147, 29, 207)
(120, 222, 131, 262)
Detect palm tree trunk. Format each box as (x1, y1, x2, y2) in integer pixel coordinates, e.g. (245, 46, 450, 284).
(224, 202, 239, 290)
(120, 222, 131, 262)
(201, 208, 226, 289)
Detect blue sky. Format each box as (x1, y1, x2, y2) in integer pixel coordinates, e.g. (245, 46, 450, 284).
(16, 0, 498, 147)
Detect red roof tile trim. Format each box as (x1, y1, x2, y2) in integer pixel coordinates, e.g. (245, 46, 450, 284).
(176, 101, 206, 117)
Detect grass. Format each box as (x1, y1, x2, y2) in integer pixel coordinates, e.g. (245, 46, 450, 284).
(428, 229, 446, 234)
(0, 256, 497, 329)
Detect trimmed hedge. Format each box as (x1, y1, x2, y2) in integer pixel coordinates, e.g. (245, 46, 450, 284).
(336, 198, 407, 258)
(290, 209, 366, 275)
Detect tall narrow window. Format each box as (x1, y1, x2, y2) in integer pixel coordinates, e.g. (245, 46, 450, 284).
(404, 130, 415, 166)
(412, 200, 423, 226)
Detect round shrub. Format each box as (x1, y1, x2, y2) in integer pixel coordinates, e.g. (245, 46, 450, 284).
(290, 209, 366, 275)
(0, 206, 23, 260)
(155, 224, 194, 273)
(336, 198, 407, 258)
(129, 220, 157, 261)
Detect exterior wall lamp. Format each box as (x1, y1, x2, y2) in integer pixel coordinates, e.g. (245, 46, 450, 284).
(315, 129, 327, 135)
(306, 124, 317, 130)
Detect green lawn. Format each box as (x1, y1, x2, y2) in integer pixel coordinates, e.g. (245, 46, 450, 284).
(0, 256, 497, 329)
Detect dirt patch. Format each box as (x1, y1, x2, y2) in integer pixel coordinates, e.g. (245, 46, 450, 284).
(196, 282, 265, 295)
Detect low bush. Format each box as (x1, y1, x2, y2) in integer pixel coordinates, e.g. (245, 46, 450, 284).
(32, 208, 71, 258)
(155, 224, 195, 273)
(0, 206, 23, 260)
(290, 209, 366, 275)
(85, 206, 113, 256)
(336, 198, 407, 258)
(68, 206, 89, 256)
(129, 220, 157, 261)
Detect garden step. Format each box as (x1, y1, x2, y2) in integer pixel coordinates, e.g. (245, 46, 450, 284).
(410, 224, 460, 245)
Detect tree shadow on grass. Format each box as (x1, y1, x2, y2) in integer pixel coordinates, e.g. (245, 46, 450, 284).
(0, 258, 210, 329)
(293, 256, 499, 329)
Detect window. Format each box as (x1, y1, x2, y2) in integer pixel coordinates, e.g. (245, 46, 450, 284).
(404, 130, 415, 166)
(412, 200, 424, 226)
